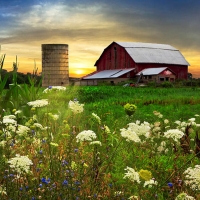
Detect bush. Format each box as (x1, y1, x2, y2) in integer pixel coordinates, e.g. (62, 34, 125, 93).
(160, 81, 174, 88)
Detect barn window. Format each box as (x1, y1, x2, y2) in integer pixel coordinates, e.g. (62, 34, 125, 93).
(160, 77, 164, 82)
(148, 75, 152, 79)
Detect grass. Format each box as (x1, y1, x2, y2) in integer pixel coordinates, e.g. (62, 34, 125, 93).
(0, 85, 200, 199)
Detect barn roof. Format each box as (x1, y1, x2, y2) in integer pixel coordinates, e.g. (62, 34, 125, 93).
(95, 41, 189, 66)
(136, 67, 174, 75)
(83, 68, 134, 79)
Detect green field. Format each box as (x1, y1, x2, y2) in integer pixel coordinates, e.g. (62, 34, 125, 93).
(1, 85, 200, 200)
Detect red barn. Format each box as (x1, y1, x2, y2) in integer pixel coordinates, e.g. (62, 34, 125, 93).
(82, 41, 189, 85)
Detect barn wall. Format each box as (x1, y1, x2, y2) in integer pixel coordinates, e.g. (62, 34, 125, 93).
(96, 42, 136, 71)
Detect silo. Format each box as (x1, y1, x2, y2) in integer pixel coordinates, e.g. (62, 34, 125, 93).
(42, 44, 69, 87)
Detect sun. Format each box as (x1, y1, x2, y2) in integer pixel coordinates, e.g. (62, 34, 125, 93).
(75, 70, 83, 75)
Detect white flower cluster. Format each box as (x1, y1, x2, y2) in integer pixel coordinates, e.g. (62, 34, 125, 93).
(16, 125, 30, 137)
(27, 99, 48, 108)
(68, 100, 84, 114)
(123, 166, 141, 183)
(120, 121, 151, 143)
(43, 86, 66, 93)
(183, 165, 200, 190)
(163, 129, 184, 143)
(76, 130, 97, 142)
(175, 192, 195, 200)
(143, 178, 158, 188)
(2, 115, 17, 125)
(175, 117, 200, 132)
(8, 154, 33, 174)
(92, 113, 101, 124)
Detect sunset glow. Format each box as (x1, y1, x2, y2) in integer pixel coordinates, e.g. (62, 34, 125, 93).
(1, 1, 200, 78)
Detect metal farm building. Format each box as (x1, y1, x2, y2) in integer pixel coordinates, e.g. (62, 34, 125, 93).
(42, 44, 69, 87)
(82, 41, 189, 85)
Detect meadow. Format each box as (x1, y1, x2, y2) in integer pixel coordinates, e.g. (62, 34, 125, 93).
(1, 77, 200, 199)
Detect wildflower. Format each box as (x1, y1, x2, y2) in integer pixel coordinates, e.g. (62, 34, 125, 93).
(71, 161, 77, 170)
(175, 192, 195, 200)
(15, 110, 22, 115)
(188, 118, 195, 122)
(68, 100, 84, 114)
(124, 103, 137, 116)
(92, 113, 101, 124)
(62, 180, 68, 186)
(76, 130, 97, 142)
(27, 99, 48, 108)
(120, 128, 141, 143)
(3, 115, 17, 125)
(90, 141, 102, 146)
(50, 142, 59, 147)
(144, 179, 158, 188)
(139, 169, 152, 181)
(154, 122, 160, 127)
(41, 177, 50, 184)
(8, 154, 33, 174)
(153, 111, 161, 116)
(114, 191, 123, 196)
(33, 123, 47, 130)
(43, 86, 66, 93)
(158, 114, 163, 118)
(16, 125, 30, 137)
(0, 185, 7, 195)
(164, 119, 169, 124)
(83, 163, 88, 168)
(123, 166, 140, 183)
(104, 125, 111, 134)
(128, 196, 139, 200)
(183, 165, 200, 190)
(167, 182, 173, 188)
(120, 121, 151, 142)
(164, 129, 184, 143)
(195, 114, 199, 117)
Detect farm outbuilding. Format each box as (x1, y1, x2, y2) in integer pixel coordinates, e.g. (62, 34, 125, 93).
(81, 41, 189, 85)
(136, 67, 176, 83)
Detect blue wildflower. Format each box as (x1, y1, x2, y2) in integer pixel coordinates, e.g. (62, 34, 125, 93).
(41, 177, 50, 184)
(167, 182, 173, 187)
(63, 180, 68, 186)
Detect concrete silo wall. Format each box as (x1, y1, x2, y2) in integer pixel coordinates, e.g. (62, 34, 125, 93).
(42, 44, 69, 87)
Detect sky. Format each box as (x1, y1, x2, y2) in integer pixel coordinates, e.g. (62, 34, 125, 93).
(0, 0, 200, 78)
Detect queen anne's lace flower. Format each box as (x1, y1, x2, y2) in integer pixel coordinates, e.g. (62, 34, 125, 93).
(68, 100, 84, 114)
(183, 165, 200, 190)
(120, 121, 151, 142)
(27, 99, 48, 108)
(3, 115, 17, 125)
(123, 166, 141, 183)
(16, 125, 30, 137)
(76, 130, 97, 142)
(8, 154, 33, 174)
(143, 179, 158, 188)
(164, 129, 184, 143)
